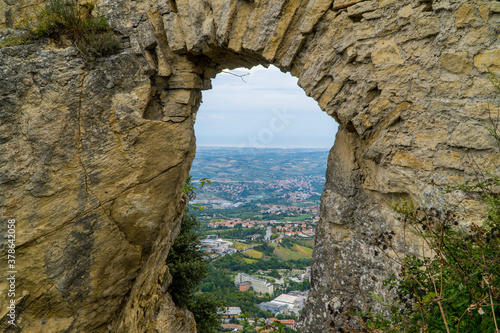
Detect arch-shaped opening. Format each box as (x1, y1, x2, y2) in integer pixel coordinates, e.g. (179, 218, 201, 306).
(189, 64, 338, 324)
(195, 65, 338, 148)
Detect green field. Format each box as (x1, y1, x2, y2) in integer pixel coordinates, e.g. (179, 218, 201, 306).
(242, 257, 258, 264)
(296, 239, 315, 248)
(230, 241, 251, 251)
(282, 214, 314, 221)
(271, 243, 313, 260)
(293, 244, 313, 257)
(243, 249, 263, 259)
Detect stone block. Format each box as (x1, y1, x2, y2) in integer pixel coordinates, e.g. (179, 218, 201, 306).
(369, 97, 391, 115)
(242, 0, 288, 52)
(163, 13, 187, 52)
(491, 2, 500, 13)
(333, 0, 365, 10)
(348, 1, 376, 16)
(168, 73, 203, 89)
(479, 4, 490, 21)
(318, 80, 344, 109)
(397, 4, 413, 18)
(455, 2, 477, 27)
(165, 102, 191, 117)
(277, 34, 306, 69)
(214, 0, 238, 45)
(415, 130, 448, 149)
(227, 0, 253, 53)
(379, 0, 397, 7)
(440, 52, 472, 74)
(392, 150, 433, 170)
(299, 0, 334, 33)
(136, 20, 157, 50)
(440, 151, 463, 170)
(415, 16, 440, 39)
(262, 0, 301, 61)
(466, 26, 491, 46)
(371, 39, 404, 65)
(474, 49, 500, 72)
(167, 89, 197, 105)
(449, 122, 496, 150)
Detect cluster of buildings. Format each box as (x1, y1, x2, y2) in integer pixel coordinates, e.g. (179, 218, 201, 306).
(258, 204, 319, 215)
(193, 176, 325, 209)
(234, 273, 274, 294)
(200, 238, 236, 255)
(258, 292, 308, 315)
(264, 318, 296, 330)
(206, 218, 317, 238)
(218, 306, 298, 332)
(219, 307, 242, 320)
(197, 182, 249, 197)
(233, 272, 309, 316)
(194, 199, 244, 209)
(274, 223, 316, 237)
(207, 218, 268, 229)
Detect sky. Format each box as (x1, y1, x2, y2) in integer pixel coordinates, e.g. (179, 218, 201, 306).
(194, 65, 338, 149)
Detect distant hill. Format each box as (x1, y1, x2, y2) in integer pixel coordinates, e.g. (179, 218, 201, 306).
(191, 147, 329, 182)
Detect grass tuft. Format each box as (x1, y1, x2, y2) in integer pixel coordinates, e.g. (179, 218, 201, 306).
(2, 0, 119, 62)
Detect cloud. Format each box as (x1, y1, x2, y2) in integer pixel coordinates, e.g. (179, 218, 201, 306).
(196, 65, 338, 148)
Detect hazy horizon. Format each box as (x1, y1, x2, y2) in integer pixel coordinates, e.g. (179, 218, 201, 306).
(194, 65, 338, 149)
(195, 144, 332, 149)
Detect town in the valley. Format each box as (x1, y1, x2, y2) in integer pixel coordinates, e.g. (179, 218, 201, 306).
(190, 147, 328, 332)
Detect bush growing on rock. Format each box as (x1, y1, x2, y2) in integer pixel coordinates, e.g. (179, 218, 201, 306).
(4, 0, 119, 62)
(166, 176, 224, 333)
(351, 78, 500, 333)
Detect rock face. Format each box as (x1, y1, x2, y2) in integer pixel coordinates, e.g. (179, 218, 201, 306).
(1, 0, 499, 332)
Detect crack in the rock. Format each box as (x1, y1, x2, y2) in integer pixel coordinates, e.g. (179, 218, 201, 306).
(16, 159, 185, 251)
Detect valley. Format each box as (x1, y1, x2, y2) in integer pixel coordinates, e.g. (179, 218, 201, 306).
(190, 147, 328, 332)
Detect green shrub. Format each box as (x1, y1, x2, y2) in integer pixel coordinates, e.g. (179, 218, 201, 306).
(0, 35, 29, 48)
(166, 211, 209, 306)
(351, 76, 500, 333)
(360, 202, 500, 333)
(188, 293, 225, 333)
(12, 0, 119, 61)
(166, 176, 223, 333)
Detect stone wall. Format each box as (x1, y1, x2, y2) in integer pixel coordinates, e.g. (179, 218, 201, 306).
(1, 0, 500, 332)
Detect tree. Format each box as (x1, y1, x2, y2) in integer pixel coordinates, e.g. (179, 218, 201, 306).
(166, 176, 224, 333)
(268, 269, 281, 279)
(188, 293, 225, 333)
(166, 212, 208, 306)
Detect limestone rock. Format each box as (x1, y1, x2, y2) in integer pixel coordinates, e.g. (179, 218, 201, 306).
(1, 0, 500, 332)
(371, 39, 404, 65)
(441, 52, 472, 74)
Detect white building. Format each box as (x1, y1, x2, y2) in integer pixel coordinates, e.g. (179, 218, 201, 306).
(218, 306, 242, 320)
(234, 273, 274, 295)
(200, 239, 232, 254)
(267, 293, 307, 314)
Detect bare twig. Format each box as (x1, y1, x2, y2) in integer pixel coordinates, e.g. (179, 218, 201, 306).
(222, 70, 250, 83)
(484, 275, 499, 332)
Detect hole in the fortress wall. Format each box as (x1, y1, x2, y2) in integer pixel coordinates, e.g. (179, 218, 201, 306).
(195, 65, 338, 149)
(190, 65, 338, 308)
